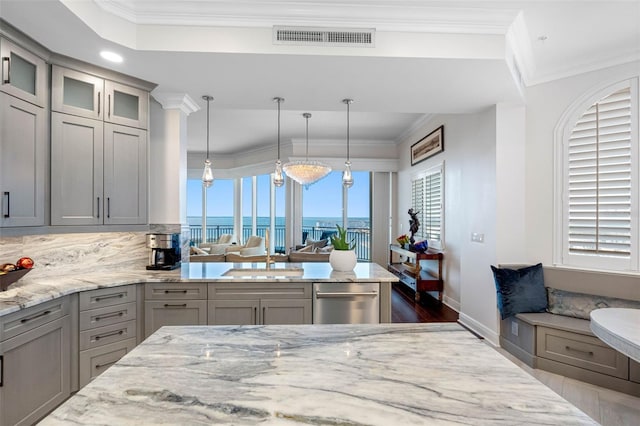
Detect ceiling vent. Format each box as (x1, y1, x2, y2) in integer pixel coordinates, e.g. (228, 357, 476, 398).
(273, 26, 375, 48)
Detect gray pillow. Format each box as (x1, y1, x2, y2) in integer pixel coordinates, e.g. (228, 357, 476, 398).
(547, 288, 640, 320)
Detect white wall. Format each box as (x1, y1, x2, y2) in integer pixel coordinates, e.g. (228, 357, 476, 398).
(396, 108, 499, 340)
(525, 60, 640, 265)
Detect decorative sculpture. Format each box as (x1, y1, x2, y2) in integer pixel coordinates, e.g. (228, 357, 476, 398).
(408, 208, 420, 244)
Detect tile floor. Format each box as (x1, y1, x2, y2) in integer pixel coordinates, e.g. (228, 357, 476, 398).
(495, 346, 640, 426)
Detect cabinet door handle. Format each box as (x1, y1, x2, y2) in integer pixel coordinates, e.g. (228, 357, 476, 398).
(20, 309, 51, 324)
(3, 191, 9, 218)
(164, 303, 187, 308)
(93, 329, 125, 341)
(97, 91, 101, 115)
(95, 293, 124, 302)
(107, 197, 110, 218)
(97, 197, 100, 219)
(565, 346, 594, 356)
(95, 360, 118, 369)
(108, 94, 111, 118)
(0, 355, 4, 387)
(94, 311, 124, 322)
(254, 307, 257, 324)
(164, 290, 187, 294)
(262, 306, 266, 324)
(2, 57, 9, 84)
(316, 291, 378, 298)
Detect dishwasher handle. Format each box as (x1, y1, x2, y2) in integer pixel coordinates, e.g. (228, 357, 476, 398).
(315, 291, 378, 298)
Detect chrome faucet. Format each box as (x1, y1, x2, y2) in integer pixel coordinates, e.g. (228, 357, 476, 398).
(265, 229, 274, 269)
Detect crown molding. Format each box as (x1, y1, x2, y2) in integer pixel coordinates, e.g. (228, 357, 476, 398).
(151, 92, 200, 115)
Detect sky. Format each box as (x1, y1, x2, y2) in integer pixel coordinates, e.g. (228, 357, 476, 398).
(187, 171, 370, 218)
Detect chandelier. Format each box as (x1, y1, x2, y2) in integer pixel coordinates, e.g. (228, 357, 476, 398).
(283, 112, 331, 186)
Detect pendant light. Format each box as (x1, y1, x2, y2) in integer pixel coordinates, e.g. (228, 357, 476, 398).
(342, 98, 354, 188)
(201, 95, 214, 188)
(273, 97, 285, 187)
(282, 113, 331, 186)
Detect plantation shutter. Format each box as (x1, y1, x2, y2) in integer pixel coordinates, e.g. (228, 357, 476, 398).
(567, 87, 632, 257)
(411, 165, 443, 244)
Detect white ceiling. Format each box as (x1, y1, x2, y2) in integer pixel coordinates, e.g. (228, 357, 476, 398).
(1, 0, 639, 156)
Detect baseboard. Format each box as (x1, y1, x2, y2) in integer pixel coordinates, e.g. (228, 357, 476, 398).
(458, 312, 500, 346)
(443, 294, 460, 312)
(499, 337, 537, 368)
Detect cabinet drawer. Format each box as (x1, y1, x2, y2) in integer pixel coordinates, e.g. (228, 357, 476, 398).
(79, 285, 136, 310)
(145, 283, 207, 300)
(0, 297, 69, 341)
(79, 319, 137, 351)
(79, 337, 137, 388)
(79, 301, 136, 331)
(208, 282, 311, 300)
(631, 359, 640, 384)
(537, 327, 628, 379)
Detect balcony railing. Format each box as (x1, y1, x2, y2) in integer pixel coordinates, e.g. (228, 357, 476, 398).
(189, 225, 370, 261)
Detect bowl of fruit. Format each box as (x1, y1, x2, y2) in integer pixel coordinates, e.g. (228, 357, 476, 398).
(0, 257, 34, 291)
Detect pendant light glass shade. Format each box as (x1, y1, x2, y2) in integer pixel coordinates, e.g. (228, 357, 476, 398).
(273, 97, 285, 187)
(283, 113, 331, 186)
(202, 95, 214, 188)
(342, 98, 354, 188)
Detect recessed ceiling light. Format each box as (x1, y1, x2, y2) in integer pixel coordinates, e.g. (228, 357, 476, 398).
(100, 51, 123, 63)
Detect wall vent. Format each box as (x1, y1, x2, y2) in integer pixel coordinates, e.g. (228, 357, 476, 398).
(273, 26, 375, 48)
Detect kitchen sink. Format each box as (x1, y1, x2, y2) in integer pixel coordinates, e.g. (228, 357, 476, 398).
(222, 267, 304, 277)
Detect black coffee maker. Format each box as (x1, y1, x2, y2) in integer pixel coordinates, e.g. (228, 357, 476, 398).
(146, 233, 181, 270)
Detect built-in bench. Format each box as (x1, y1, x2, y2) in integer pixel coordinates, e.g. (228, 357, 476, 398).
(499, 266, 640, 396)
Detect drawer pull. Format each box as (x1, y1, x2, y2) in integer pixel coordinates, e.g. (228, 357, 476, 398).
(95, 360, 117, 369)
(94, 293, 125, 302)
(164, 303, 187, 308)
(164, 290, 188, 294)
(94, 330, 125, 341)
(95, 311, 125, 322)
(565, 346, 594, 356)
(20, 310, 51, 323)
(0, 355, 3, 387)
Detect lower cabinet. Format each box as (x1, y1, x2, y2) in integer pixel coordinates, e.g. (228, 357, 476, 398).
(0, 298, 71, 426)
(78, 285, 138, 388)
(144, 283, 208, 338)
(208, 282, 312, 325)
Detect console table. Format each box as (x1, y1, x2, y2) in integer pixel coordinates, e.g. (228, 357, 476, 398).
(388, 244, 443, 302)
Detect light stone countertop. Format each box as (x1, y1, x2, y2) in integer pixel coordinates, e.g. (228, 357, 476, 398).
(40, 323, 597, 425)
(0, 262, 397, 317)
(590, 308, 640, 363)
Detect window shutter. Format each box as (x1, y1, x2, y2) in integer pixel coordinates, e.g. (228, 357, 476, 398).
(567, 87, 632, 257)
(411, 177, 426, 241)
(411, 165, 443, 244)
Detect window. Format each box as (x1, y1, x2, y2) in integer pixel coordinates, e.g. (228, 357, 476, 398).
(559, 79, 638, 271)
(187, 178, 234, 244)
(411, 163, 444, 249)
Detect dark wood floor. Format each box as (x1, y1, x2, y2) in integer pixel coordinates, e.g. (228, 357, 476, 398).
(391, 283, 459, 323)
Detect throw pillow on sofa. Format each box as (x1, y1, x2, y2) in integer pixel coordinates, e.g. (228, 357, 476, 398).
(490, 263, 548, 319)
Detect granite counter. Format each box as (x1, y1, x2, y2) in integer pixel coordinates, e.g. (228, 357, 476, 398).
(0, 262, 397, 317)
(40, 323, 596, 425)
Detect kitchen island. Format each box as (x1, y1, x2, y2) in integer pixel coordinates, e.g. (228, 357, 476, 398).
(40, 323, 596, 425)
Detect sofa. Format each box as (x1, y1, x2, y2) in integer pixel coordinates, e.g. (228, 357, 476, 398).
(224, 235, 265, 256)
(189, 251, 330, 263)
(497, 265, 640, 396)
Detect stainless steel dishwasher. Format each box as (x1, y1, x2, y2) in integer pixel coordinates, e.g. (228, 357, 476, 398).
(313, 282, 379, 324)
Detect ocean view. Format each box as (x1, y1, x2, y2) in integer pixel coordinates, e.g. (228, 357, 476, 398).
(187, 216, 370, 229)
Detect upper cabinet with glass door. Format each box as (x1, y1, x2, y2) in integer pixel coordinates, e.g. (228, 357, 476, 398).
(52, 65, 149, 129)
(0, 37, 47, 107)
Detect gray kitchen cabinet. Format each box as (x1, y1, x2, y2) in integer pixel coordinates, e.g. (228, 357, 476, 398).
(50, 112, 103, 225)
(50, 113, 147, 225)
(103, 123, 147, 224)
(0, 297, 71, 426)
(208, 282, 312, 325)
(0, 37, 47, 107)
(144, 283, 208, 338)
(0, 92, 46, 227)
(52, 65, 148, 129)
(78, 285, 138, 388)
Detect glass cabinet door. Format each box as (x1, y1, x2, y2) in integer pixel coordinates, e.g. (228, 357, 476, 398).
(104, 80, 148, 129)
(51, 65, 104, 120)
(0, 37, 47, 107)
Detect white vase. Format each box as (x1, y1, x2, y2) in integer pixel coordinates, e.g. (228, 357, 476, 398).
(329, 250, 357, 272)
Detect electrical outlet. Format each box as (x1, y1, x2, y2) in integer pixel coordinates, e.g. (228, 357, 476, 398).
(471, 232, 485, 243)
(511, 321, 519, 336)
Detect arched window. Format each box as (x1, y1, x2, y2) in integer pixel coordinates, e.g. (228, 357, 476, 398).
(557, 79, 638, 271)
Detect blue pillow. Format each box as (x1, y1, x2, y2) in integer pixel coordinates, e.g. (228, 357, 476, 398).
(490, 263, 547, 320)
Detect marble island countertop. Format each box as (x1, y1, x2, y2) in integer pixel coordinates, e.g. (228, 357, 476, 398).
(0, 262, 397, 317)
(40, 323, 596, 425)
